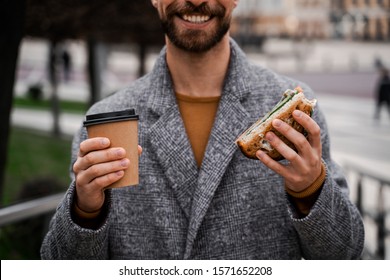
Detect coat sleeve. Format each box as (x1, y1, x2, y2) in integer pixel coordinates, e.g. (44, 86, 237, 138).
(288, 106, 365, 259)
(40, 127, 112, 260)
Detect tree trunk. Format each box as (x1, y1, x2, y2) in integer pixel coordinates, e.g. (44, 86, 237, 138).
(0, 0, 26, 205)
(48, 41, 61, 137)
(87, 38, 102, 107)
(138, 43, 147, 77)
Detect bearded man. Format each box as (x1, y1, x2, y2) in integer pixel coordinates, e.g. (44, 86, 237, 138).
(41, 0, 364, 260)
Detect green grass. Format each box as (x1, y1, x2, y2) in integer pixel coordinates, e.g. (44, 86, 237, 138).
(2, 127, 72, 206)
(13, 96, 88, 114)
(1, 128, 73, 259)
(1, 94, 84, 259)
(3, 95, 83, 204)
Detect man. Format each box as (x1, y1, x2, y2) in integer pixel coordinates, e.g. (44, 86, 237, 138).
(374, 68, 390, 120)
(41, 0, 364, 259)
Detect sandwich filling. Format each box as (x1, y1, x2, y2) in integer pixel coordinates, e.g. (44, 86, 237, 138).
(243, 87, 303, 138)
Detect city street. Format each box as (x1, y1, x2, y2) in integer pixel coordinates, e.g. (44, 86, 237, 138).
(289, 72, 379, 99)
(317, 93, 390, 172)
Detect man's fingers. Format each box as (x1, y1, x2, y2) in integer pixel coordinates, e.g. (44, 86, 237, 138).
(88, 170, 126, 190)
(78, 137, 110, 157)
(256, 150, 290, 177)
(74, 147, 127, 172)
(270, 119, 311, 160)
(76, 158, 129, 188)
(292, 110, 322, 153)
(269, 112, 322, 158)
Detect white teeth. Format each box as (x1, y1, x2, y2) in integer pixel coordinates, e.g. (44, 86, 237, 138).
(182, 14, 210, 23)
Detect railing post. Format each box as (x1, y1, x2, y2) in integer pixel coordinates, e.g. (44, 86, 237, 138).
(356, 175, 363, 214)
(376, 184, 385, 259)
(345, 163, 390, 260)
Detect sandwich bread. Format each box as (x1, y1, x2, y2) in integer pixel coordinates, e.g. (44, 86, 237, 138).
(236, 87, 317, 161)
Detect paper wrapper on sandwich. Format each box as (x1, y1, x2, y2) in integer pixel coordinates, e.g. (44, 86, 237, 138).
(235, 87, 317, 161)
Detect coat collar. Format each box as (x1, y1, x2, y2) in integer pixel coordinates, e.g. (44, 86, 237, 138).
(146, 39, 254, 258)
(146, 39, 252, 117)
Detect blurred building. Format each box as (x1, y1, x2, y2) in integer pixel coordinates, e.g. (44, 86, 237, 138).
(330, 0, 390, 40)
(232, 0, 332, 43)
(232, 0, 390, 44)
(286, 0, 332, 39)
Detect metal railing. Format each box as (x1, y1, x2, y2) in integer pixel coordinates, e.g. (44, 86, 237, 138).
(344, 163, 390, 260)
(0, 193, 64, 227)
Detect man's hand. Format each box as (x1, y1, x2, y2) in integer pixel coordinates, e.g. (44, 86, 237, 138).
(73, 137, 142, 213)
(256, 110, 322, 192)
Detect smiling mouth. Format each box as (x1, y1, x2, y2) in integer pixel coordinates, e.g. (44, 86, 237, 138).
(180, 14, 212, 24)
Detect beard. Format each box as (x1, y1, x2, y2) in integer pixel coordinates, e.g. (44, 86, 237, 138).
(159, 1, 231, 53)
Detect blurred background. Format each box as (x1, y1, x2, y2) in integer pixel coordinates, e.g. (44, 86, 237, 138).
(0, 0, 389, 259)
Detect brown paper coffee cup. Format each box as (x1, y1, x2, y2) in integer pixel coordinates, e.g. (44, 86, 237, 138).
(84, 109, 139, 188)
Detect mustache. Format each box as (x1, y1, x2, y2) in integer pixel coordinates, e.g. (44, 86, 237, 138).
(166, 1, 226, 18)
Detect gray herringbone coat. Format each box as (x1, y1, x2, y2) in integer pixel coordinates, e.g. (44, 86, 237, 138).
(41, 40, 364, 259)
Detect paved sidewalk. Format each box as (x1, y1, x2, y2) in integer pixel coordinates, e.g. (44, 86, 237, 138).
(316, 93, 390, 177)
(11, 107, 84, 138)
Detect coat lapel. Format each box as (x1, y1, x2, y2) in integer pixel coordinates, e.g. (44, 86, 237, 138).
(146, 52, 198, 220)
(148, 107, 198, 220)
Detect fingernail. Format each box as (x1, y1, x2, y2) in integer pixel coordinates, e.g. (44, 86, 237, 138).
(256, 150, 265, 159)
(273, 119, 282, 128)
(293, 110, 302, 118)
(266, 132, 274, 141)
(120, 158, 129, 167)
(101, 138, 110, 146)
(116, 148, 125, 157)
